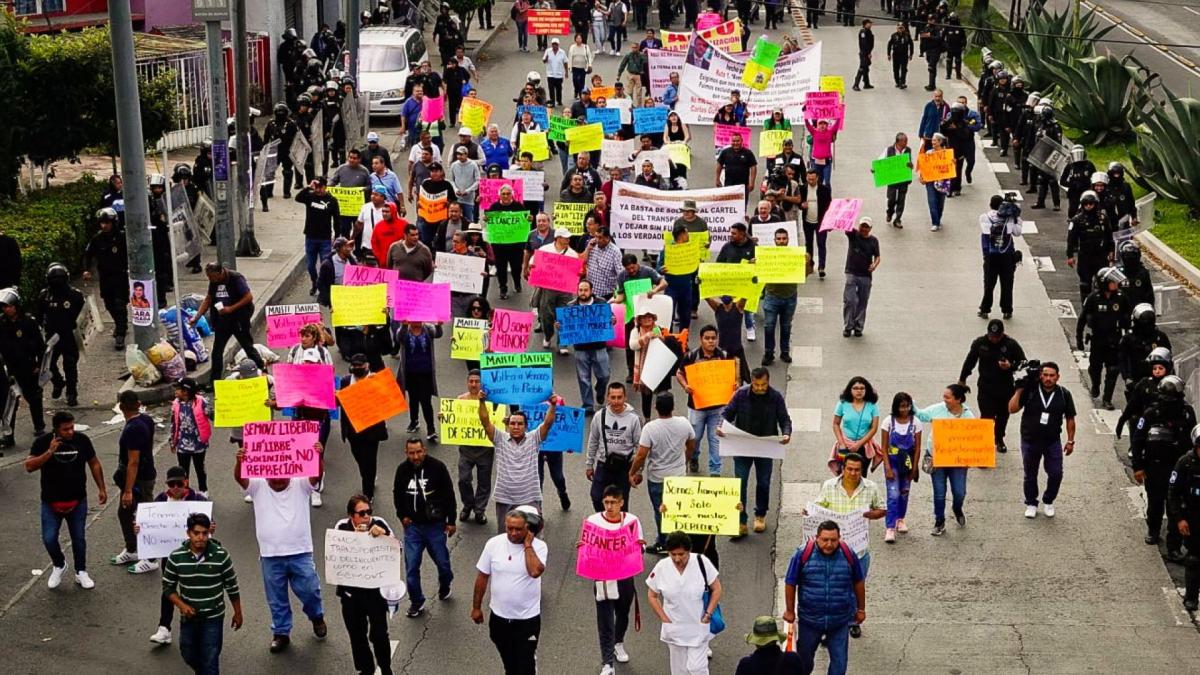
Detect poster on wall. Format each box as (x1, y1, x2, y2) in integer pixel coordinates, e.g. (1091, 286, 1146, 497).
(129, 278, 155, 327)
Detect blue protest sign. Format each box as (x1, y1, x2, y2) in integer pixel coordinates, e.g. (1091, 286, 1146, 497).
(633, 106, 669, 135)
(587, 107, 622, 134)
(480, 366, 554, 405)
(556, 303, 615, 346)
(518, 105, 550, 129)
(523, 403, 586, 452)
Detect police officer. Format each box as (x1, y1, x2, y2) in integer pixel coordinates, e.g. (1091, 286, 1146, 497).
(918, 16, 943, 91)
(960, 319, 1026, 453)
(263, 103, 301, 201)
(295, 94, 318, 182)
(1117, 240, 1154, 308)
(1066, 190, 1115, 302)
(852, 20, 875, 90)
(1167, 425, 1200, 610)
(192, 140, 214, 199)
(943, 13, 966, 80)
(82, 208, 129, 350)
(1118, 347, 1173, 441)
(1030, 101, 1062, 211)
(1012, 91, 1039, 186)
(171, 164, 203, 274)
(939, 103, 973, 196)
(0, 288, 47, 440)
(886, 23, 914, 88)
(1062, 144, 1096, 217)
(1133, 376, 1195, 558)
(1106, 162, 1138, 227)
(976, 59, 1000, 139)
(1076, 267, 1131, 410)
(1118, 302, 1169, 390)
(277, 28, 306, 109)
(147, 174, 173, 307)
(36, 264, 84, 408)
(985, 71, 1015, 157)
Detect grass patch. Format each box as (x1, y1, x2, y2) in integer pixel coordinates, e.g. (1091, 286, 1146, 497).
(956, 0, 1018, 75)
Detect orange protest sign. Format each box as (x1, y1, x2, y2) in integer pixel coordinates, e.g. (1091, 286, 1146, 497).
(336, 370, 409, 433)
(685, 359, 737, 409)
(931, 418, 996, 468)
(590, 85, 616, 100)
(918, 149, 957, 182)
(418, 188, 449, 222)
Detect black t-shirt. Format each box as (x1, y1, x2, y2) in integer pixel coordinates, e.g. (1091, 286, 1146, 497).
(717, 147, 756, 186)
(31, 432, 96, 503)
(844, 232, 880, 277)
(207, 270, 254, 320)
(1019, 385, 1076, 442)
(118, 414, 158, 483)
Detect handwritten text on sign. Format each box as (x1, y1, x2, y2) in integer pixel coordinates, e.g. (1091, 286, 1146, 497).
(523, 403, 586, 452)
(241, 421, 321, 479)
(336, 370, 408, 433)
(265, 304, 322, 348)
(432, 252, 487, 294)
(489, 308, 535, 353)
(529, 251, 583, 294)
(576, 520, 645, 581)
(802, 503, 869, 555)
(661, 476, 741, 536)
(918, 148, 957, 182)
(931, 418, 996, 468)
(323, 529, 404, 588)
(556, 303, 615, 345)
(450, 317, 488, 360)
(480, 365, 554, 406)
(273, 363, 336, 409)
(392, 279, 451, 322)
(438, 399, 508, 446)
(819, 198, 864, 233)
(214, 376, 270, 428)
(136, 501, 214, 560)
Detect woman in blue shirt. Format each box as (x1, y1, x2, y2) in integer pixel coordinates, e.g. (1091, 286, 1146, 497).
(830, 376, 881, 474)
(915, 383, 976, 536)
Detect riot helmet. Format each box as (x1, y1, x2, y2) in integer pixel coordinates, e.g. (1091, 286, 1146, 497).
(1159, 375, 1186, 398)
(1119, 240, 1142, 267)
(1108, 161, 1125, 180)
(46, 263, 69, 283)
(1090, 172, 1109, 186)
(148, 174, 167, 188)
(1071, 144, 1086, 163)
(1132, 303, 1156, 325)
(1146, 347, 1173, 367)
(1080, 190, 1099, 205)
(96, 207, 118, 223)
(0, 287, 19, 307)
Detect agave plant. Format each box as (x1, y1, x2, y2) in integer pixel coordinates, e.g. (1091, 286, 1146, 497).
(1131, 88, 1200, 216)
(999, 7, 1115, 91)
(1041, 53, 1149, 145)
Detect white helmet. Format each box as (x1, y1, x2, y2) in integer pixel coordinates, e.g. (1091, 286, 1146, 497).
(1090, 172, 1109, 185)
(527, 71, 541, 83)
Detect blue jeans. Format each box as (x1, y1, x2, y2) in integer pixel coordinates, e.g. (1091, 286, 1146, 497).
(925, 184, 946, 227)
(664, 274, 694, 331)
(574, 348, 610, 413)
(459, 202, 477, 224)
(884, 452, 913, 528)
(809, 159, 832, 185)
(179, 615, 224, 675)
(733, 456, 774, 523)
(260, 552, 324, 635)
(931, 467, 968, 524)
(305, 237, 331, 286)
(41, 500, 88, 570)
(648, 480, 666, 546)
(516, 21, 529, 49)
(688, 407, 724, 474)
(538, 451, 569, 501)
(403, 522, 454, 606)
(797, 621, 850, 675)
(761, 294, 796, 356)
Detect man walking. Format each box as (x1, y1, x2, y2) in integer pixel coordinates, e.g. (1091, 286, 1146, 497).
(478, 392, 558, 529)
(457, 370, 494, 525)
(629, 393, 695, 552)
(978, 194, 1023, 319)
(783, 521, 866, 674)
(842, 217, 881, 338)
(471, 507, 548, 675)
(960, 320, 1026, 454)
(1009, 362, 1077, 519)
(586, 382, 643, 511)
(677, 326, 734, 476)
(393, 437, 457, 618)
(1168, 427, 1200, 610)
(760, 228, 800, 367)
(1131, 376, 1195, 557)
(720, 368, 792, 536)
(111, 390, 157, 568)
(852, 20, 874, 91)
(190, 262, 265, 382)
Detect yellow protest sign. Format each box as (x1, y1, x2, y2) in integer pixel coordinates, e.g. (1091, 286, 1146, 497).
(553, 201, 592, 235)
(742, 60, 773, 91)
(331, 283, 388, 327)
(755, 247, 807, 283)
(327, 186, 365, 218)
(698, 262, 758, 299)
(662, 236, 701, 275)
(744, 282, 763, 313)
(917, 148, 957, 182)
(819, 75, 845, 98)
(522, 130, 550, 161)
(758, 130, 793, 158)
(213, 376, 270, 428)
(450, 317, 488, 360)
(666, 142, 691, 169)
(565, 123, 604, 154)
(932, 418, 996, 468)
(438, 398, 508, 447)
(661, 476, 742, 535)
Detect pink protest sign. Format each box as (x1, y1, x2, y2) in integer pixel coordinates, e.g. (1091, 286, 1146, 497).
(575, 519, 644, 581)
(392, 279, 452, 322)
(240, 421, 321, 479)
(804, 91, 842, 120)
(489, 308, 535, 353)
(696, 12, 722, 30)
(343, 264, 399, 303)
(713, 124, 752, 148)
(607, 303, 627, 348)
(819, 198, 865, 232)
(273, 363, 337, 409)
(265, 304, 322, 348)
(479, 178, 524, 212)
(528, 251, 583, 294)
(422, 95, 444, 123)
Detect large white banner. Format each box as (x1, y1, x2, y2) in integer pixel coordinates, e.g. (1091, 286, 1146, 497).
(676, 35, 822, 125)
(611, 181, 745, 252)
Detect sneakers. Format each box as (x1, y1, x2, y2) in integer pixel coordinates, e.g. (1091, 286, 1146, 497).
(47, 566, 66, 589)
(753, 516, 766, 533)
(310, 491, 323, 508)
(406, 422, 420, 433)
(110, 549, 137, 565)
(746, 326, 757, 342)
(931, 522, 946, 536)
(1024, 505, 1037, 519)
(930, 224, 941, 232)
(438, 586, 453, 601)
(849, 625, 862, 638)
(896, 519, 909, 534)
(427, 433, 440, 444)
(128, 559, 160, 574)
(269, 635, 290, 653)
(149, 626, 173, 645)
(542, 338, 551, 349)
(1043, 504, 1055, 518)
(75, 571, 95, 589)
(884, 528, 896, 543)
(614, 642, 630, 663)
(600, 666, 615, 675)
(244, 494, 254, 503)
(406, 602, 427, 618)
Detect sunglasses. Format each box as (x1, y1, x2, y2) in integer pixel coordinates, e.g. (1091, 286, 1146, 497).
(167, 481, 185, 488)
(354, 509, 373, 517)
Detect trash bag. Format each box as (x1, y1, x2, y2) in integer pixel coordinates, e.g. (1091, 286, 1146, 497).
(159, 307, 209, 363)
(159, 352, 187, 381)
(126, 345, 162, 387)
(146, 340, 178, 367)
(235, 343, 280, 366)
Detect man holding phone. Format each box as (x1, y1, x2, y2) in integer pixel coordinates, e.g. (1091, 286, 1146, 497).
(190, 262, 265, 382)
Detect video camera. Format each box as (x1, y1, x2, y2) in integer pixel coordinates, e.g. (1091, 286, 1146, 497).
(1013, 359, 1043, 388)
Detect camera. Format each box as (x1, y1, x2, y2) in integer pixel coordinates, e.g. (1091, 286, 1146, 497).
(1014, 359, 1042, 388)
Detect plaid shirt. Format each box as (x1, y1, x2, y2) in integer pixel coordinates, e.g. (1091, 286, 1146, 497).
(815, 476, 884, 514)
(586, 242, 624, 297)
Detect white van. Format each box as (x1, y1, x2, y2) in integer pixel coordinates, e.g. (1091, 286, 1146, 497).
(358, 26, 430, 116)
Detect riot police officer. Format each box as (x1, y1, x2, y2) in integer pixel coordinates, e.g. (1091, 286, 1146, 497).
(986, 71, 1016, 157)
(1167, 425, 1200, 610)
(1134, 376, 1195, 558)
(35, 264, 83, 408)
(263, 103, 300, 199)
(82, 208, 129, 350)
(1012, 91, 1040, 185)
(0, 288, 46, 441)
(1030, 101, 1062, 211)
(959, 319, 1026, 453)
(1117, 240, 1154, 308)
(172, 163, 203, 274)
(1106, 162, 1138, 227)
(918, 16, 943, 91)
(1118, 346, 1173, 441)
(1062, 144, 1096, 217)
(1066, 190, 1115, 302)
(1076, 267, 1131, 409)
(1119, 303, 1170, 393)
(147, 174, 173, 307)
(192, 141, 214, 199)
(322, 80, 345, 176)
(295, 93, 318, 182)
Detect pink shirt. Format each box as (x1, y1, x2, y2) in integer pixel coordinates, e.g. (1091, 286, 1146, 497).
(805, 120, 841, 160)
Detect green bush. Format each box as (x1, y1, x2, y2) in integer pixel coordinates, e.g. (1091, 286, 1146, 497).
(0, 176, 100, 302)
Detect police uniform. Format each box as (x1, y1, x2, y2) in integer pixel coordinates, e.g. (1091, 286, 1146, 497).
(1066, 208, 1115, 301)
(1133, 393, 1195, 551)
(1119, 374, 1165, 440)
(148, 190, 173, 306)
(959, 328, 1026, 451)
(1013, 102, 1037, 184)
(36, 281, 84, 405)
(83, 227, 129, 346)
(1032, 116, 1063, 209)
(1118, 327, 1170, 395)
(0, 307, 46, 436)
(986, 82, 1015, 155)
(263, 114, 300, 199)
(1167, 439, 1200, 608)
(1120, 260, 1154, 308)
(1076, 287, 1130, 405)
(1063, 160, 1097, 217)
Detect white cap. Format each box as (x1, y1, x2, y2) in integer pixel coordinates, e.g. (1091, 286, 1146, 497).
(858, 216, 873, 228)
(366, 131, 380, 142)
(551, 37, 560, 44)
(554, 227, 572, 238)
(300, 347, 324, 363)
(458, 126, 473, 136)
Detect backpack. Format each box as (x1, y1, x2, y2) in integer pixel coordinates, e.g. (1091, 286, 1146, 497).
(796, 538, 856, 574)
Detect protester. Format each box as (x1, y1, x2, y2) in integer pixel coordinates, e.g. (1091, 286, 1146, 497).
(396, 321, 444, 441)
(1009, 362, 1077, 519)
(471, 507, 549, 674)
(563, 280, 614, 415)
(190, 263, 265, 382)
(916, 383, 977, 536)
(162, 512, 243, 674)
(386, 223, 435, 281)
(583, 485, 644, 674)
(457, 370, 493, 524)
(783, 521, 866, 674)
(478, 392, 558, 528)
(337, 354, 390, 499)
(393, 437, 457, 617)
(719, 368, 792, 536)
(646, 531, 722, 675)
(830, 376, 881, 475)
(170, 377, 213, 498)
(875, 132, 913, 228)
(918, 133, 951, 231)
(677, 325, 733, 476)
(879, 393, 922, 542)
(841, 217, 881, 337)
(631, 393, 695, 551)
(760, 227, 800, 366)
(735, 616, 804, 674)
(141, 465, 207, 643)
(296, 178, 340, 294)
(799, 169, 832, 276)
(111, 390, 157, 568)
(334, 495, 396, 675)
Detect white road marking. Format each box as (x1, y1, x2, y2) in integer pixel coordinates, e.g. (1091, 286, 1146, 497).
(1163, 587, 1192, 626)
(789, 346, 822, 368)
(789, 407, 823, 432)
(1121, 485, 1148, 520)
(1085, 2, 1200, 77)
(376, 640, 400, 674)
(1022, 221, 1038, 234)
(1051, 299, 1077, 319)
(1033, 256, 1056, 273)
(1091, 408, 1121, 435)
(795, 297, 824, 314)
(989, 161, 1010, 174)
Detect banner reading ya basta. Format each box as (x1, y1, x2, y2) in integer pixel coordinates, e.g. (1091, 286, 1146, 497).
(673, 33, 822, 125)
(611, 181, 745, 252)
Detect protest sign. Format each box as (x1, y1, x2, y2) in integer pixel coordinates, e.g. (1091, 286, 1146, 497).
(529, 251, 583, 294)
(392, 279, 451, 322)
(872, 153, 914, 187)
(634, 106, 669, 134)
(523, 403, 586, 452)
(479, 178, 524, 212)
(585, 108, 622, 135)
(567, 122, 604, 153)
(527, 8, 571, 33)
(802, 503, 869, 555)
(742, 37, 782, 91)
(331, 284, 388, 326)
(647, 48, 687, 98)
(459, 97, 493, 135)
(758, 129, 792, 157)
(438, 398, 508, 446)
(819, 75, 845, 97)
(422, 95, 444, 123)
(741, 60, 772, 92)
(666, 142, 691, 168)
(481, 352, 554, 368)
(1028, 135, 1071, 177)
(608, 303, 627, 348)
(590, 85, 616, 100)
(713, 124, 751, 148)
(484, 210, 531, 245)
(698, 262, 758, 299)
(698, 18, 744, 52)
(517, 104, 550, 128)
(323, 529, 404, 588)
(756, 246, 807, 283)
(601, 138, 637, 169)
(433, 252, 487, 294)
(136, 501, 214, 559)
(803, 90, 841, 120)
(418, 186, 449, 222)
(344, 264, 399, 305)
(696, 11, 722, 29)
(327, 186, 366, 220)
(556, 303, 615, 345)
(576, 519, 645, 581)
(717, 420, 787, 458)
(479, 361, 554, 405)
(632, 293, 674, 330)
(622, 277, 653, 321)
(450, 317, 489, 360)
(917, 148, 957, 182)
(503, 169, 546, 203)
(214, 376, 270, 427)
(489, 308, 535, 352)
(520, 130, 550, 161)
(611, 182, 744, 252)
(661, 29, 692, 50)
(684, 359, 737, 409)
(241, 420, 321, 479)
(932, 418, 996, 468)
(552, 201, 591, 235)
(336, 370, 408, 432)
(755, 221, 797, 247)
(638, 338, 677, 390)
(273, 363, 336, 409)
(635, 149, 672, 179)
(609, 97, 634, 124)
(819, 198, 864, 233)
(548, 115, 578, 142)
(661, 476, 741, 535)
(663, 237, 702, 275)
(265, 304, 322, 348)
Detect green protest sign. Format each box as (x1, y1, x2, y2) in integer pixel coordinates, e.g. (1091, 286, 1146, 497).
(622, 278, 652, 322)
(872, 154, 913, 188)
(485, 210, 532, 244)
(548, 116, 577, 143)
(750, 38, 782, 68)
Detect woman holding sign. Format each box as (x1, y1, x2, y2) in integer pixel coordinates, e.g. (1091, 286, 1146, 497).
(917, 133, 951, 232)
(646, 531, 722, 675)
(915, 383, 977, 537)
(580, 485, 645, 674)
(333, 494, 397, 675)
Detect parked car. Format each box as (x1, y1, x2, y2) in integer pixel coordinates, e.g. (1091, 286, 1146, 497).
(357, 26, 429, 116)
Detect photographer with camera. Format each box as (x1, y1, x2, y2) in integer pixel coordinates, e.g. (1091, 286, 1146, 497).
(978, 194, 1023, 319)
(393, 437, 457, 619)
(959, 319, 1026, 454)
(1008, 362, 1077, 519)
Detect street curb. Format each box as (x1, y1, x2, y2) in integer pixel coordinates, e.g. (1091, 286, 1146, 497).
(1136, 230, 1200, 292)
(472, 2, 513, 59)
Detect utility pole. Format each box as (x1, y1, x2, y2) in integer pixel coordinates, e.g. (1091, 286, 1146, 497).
(107, 0, 160, 350)
(348, 0, 361, 79)
(232, 0, 262, 257)
(194, 0, 237, 269)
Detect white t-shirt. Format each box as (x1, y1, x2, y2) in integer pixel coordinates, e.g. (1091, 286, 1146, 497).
(476, 534, 550, 619)
(543, 48, 568, 78)
(357, 202, 387, 243)
(638, 416, 694, 483)
(645, 553, 717, 646)
(880, 416, 923, 437)
(246, 479, 315, 557)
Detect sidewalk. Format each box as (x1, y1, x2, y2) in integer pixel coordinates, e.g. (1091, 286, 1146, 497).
(771, 23, 1200, 672)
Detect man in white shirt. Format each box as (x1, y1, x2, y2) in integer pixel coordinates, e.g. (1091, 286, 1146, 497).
(630, 392, 696, 552)
(471, 507, 548, 675)
(542, 38, 569, 107)
(355, 187, 390, 256)
(234, 441, 327, 654)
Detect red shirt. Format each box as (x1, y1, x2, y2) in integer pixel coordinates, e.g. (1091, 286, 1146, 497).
(371, 213, 408, 264)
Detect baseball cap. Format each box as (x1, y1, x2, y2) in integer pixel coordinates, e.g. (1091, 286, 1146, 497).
(858, 216, 873, 228)
(987, 319, 1005, 335)
(551, 37, 560, 44)
(366, 131, 380, 142)
(350, 353, 369, 366)
(166, 466, 188, 482)
(554, 227, 572, 238)
(458, 126, 473, 136)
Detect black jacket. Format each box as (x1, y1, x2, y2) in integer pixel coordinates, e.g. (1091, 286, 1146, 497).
(858, 28, 874, 55)
(296, 188, 340, 240)
(798, 181, 832, 225)
(0, 312, 44, 370)
(1168, 450, 1200, 521)
(392, 456, 457, 526)
(317, 252, 357, 307)
(1132, 399, 1196, 471)
(1077, 289, 1132, 347)
(338, 374, 390, 442)
(36, 285, 85, 338)
(959, 334, 1026, 389)
(886, 32, 914, 60)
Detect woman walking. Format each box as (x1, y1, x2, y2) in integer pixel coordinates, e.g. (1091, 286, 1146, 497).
(918, 132, 952, 231)
(804, 117, 840, 186)
(830, 376, 881, 474)
(879, 391, 923, 542)
(334, 495, 397, 675)
(170, 377, 213, 497)
(916, 383, 976, 536)
(583, 485, 644, 674)
(396, 321, 444, 442)
(569, 34, 595, 99)
(646, 531, 723, 675)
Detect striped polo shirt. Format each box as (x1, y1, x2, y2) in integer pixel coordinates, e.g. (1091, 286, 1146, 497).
(162, 539, 240, 619)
